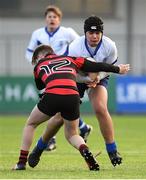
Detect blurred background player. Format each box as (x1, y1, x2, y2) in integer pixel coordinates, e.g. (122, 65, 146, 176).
(25, 5, 92, 151)
(68, 15, 122, 166)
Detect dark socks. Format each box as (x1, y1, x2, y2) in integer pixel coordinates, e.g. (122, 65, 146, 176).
(79, 144, 88, 155)
(18, 150, 29, 165)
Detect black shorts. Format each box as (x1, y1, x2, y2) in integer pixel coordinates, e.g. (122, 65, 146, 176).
(37, 93, 80, 121)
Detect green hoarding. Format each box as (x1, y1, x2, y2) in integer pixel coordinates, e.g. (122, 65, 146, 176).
(0, 76, 116, 114)
(0, 77, 37, 113)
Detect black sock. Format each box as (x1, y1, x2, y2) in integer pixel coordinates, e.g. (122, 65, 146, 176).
(79, 144, 88, 155)
(18, 150, 29, 165)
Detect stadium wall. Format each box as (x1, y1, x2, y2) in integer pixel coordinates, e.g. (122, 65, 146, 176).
(0, 0, 146, 75)
(0, 76, 146, 114)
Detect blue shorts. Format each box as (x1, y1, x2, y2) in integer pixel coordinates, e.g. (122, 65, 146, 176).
(77, 77, 109, 98)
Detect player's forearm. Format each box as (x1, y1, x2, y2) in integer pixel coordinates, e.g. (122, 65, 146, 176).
(81, 60, 120, 73)
(76, 74, 93, 83)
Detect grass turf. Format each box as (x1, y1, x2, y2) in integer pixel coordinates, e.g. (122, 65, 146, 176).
(0, 114, 146, 179)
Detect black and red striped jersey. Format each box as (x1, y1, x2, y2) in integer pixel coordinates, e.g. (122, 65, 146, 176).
(34, 54, 120, 95)
(34, 55, 86, 95)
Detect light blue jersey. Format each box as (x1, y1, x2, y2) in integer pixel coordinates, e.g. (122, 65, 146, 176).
(68, 35, 118, 83)
(26, 26, 79, 62)
(68, 35, 118, 65)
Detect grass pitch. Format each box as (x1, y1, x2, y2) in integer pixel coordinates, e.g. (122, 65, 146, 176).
(0, 114, 146, 179)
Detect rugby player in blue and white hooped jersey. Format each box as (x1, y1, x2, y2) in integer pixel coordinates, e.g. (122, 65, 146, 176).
(68, 16, 122, 166)
(25, 5, 92, 151)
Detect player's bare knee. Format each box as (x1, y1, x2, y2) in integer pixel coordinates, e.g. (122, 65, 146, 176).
(26, 120, 40, 128)
(94, 104, 108, 116)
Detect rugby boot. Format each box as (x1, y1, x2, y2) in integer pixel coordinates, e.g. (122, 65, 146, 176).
(80, 146, 99, 171)
(12, 162, 26, 170)
(45, 137, 56, 151)
(108, 150, 122, 166)
(80, 125, 93, 143)
(28, 146, 43, 168)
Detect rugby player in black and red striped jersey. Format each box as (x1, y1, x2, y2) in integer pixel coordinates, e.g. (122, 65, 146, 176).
(13, 45, 130, 171)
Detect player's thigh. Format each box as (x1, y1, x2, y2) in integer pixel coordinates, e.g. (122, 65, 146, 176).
(88, 85, 108, 109)
(49, 112, 63, 124)
(26, 105, 50, 127)
(47, 112, 63, 128)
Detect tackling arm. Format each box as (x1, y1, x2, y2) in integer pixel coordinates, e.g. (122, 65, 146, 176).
(81, 60, 120, 73)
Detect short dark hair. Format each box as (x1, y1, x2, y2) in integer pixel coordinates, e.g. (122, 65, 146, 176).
(32, 45, 54, 65)
(84, 15, 104, 34)
(44, 5, 62, 19)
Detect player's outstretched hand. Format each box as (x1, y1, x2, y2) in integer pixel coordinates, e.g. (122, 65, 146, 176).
(86, 75, 100, 88)
(118, 64, 130, 74)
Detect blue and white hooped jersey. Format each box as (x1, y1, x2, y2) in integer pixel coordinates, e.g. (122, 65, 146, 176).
(68, 35, 118, 65)
(26, 26, 79, 63)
